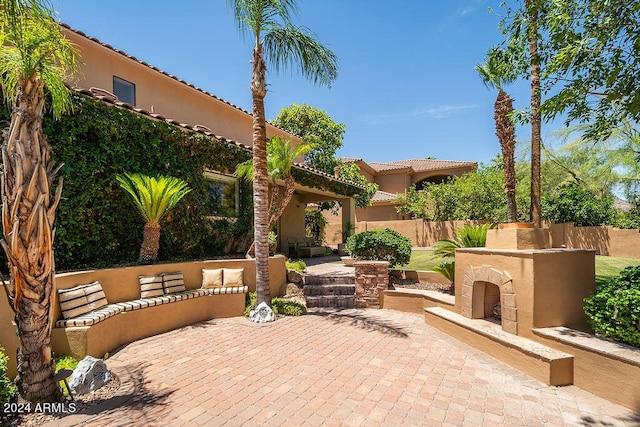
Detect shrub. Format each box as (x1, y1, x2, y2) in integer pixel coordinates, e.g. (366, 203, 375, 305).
(286, 259, 306, 273)
(542, 181, 614, 226)
(432, 224, 491, 284)
(584, 265, 640, 347)
(0, 347, 17, 403)
(346, 228, 411, 268)
(55, 355, 79, 397)
(244, 292, 305, 317)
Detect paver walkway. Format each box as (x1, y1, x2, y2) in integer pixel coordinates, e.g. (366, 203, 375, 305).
(49, 309, 639, 426)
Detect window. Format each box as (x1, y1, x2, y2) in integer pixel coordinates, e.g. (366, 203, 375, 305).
(113, 76, 136, 105)
(204, 172, 239, 217)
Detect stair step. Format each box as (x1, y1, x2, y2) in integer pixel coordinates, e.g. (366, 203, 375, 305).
(303, 284, 355, 296)
(305, 295, 355, 308)
(304, 275, 354, 286)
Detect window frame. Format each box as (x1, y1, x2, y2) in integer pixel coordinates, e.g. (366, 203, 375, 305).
(113, 75, 136, 106)
(203, 171, 240, 219)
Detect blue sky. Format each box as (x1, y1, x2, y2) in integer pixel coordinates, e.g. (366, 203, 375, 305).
(52, 0, 547, 165)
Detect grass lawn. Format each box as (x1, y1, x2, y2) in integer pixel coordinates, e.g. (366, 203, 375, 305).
(394, 249, 640, 287)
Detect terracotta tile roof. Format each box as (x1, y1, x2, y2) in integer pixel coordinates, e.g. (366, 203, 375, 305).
(72, 87, 365, 190)
(60, 23, 298, 138)
(367, 162, 410, 172)
(341, 157, 363, 163)
(371, 190, 398, 203)
(386, 158, 477, 172)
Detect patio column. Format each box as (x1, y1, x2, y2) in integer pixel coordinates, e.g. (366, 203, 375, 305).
(342, 197, 356, 238)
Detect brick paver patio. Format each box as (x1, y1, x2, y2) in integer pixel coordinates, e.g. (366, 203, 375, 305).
(51, 309, 639, 426)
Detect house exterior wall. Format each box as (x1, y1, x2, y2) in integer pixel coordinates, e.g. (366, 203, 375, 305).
(374, 173, 408, 194)
(64, 29, 299, 148)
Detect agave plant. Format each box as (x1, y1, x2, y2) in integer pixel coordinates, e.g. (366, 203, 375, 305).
(117, 173, 191, 263)
(432, 224, 492, 287)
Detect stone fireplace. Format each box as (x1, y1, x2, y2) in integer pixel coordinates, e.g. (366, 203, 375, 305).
(460, 266, 517, 335)
(454, 227, 596, 340)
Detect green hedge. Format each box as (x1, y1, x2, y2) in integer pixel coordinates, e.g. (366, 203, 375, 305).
(2, 94, 253, 270)
(346, 228, 412, 268)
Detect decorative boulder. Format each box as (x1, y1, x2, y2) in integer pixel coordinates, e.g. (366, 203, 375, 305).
(249, 301, 275, 323)
(279, 282, 302, 297)
(68, 356, 112, 395)
(287, 269, 303, 284)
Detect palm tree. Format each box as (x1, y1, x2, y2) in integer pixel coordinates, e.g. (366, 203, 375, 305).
(526, 0, 543, 228)
(227, 0, 338, 308)
(0, 6, 78, 402)
(476, 48, 518, 222)
(116, 173, 191, 263)
(236, 136, 314, 257)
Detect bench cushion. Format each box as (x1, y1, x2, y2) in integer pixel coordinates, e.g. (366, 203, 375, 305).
(207, 286, 248, 295)
(115, 289, 210, 312)
(55, 303, 123, 328)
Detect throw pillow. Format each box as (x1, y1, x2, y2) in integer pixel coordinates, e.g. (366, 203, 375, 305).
(83, 281, 109, 312)
(139, 274, 164, 298)
(58, 281, 108, 319)
(202, 268, 223, 288)
(163, 271, 186, 294)
(222, 268, 244, 287)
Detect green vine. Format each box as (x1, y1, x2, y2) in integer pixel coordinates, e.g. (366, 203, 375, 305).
(0, 92, 360, 271)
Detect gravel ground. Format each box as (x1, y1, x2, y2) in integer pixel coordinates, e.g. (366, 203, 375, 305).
(388, 275, 452, 294)
(5, 373, 120, 427)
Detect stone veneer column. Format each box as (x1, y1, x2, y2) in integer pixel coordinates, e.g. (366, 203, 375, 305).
(354, 261, 389, 308)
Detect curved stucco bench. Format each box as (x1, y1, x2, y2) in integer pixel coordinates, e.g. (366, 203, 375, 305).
(49, 257, 285, 360)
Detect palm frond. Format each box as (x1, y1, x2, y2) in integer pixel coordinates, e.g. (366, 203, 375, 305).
(0, 7, 78, 118)
(116, 173, 191, 222)
(432, 239, 461, 259)
(263, 24, 338, 87)
(456, 224, 492, 248)
(432, 261, 455, 282)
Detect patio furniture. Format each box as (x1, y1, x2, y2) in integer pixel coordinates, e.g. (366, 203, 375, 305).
(291, 237, 325, 258)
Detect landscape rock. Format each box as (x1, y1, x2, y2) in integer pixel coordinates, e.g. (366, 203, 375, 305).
(279, 282, 302, 297)
(68, 356, 112, 395)
(249, 302, 275, 323)
(287, 269, 303, 284)
(281, 294, 308, 312)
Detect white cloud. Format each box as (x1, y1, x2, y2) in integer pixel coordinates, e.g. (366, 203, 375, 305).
(360, 104, 478, 125)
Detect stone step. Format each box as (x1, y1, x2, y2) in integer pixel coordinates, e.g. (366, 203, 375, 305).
(303, 284, 355, 296)
(305, 295, 355, 309)
(303, 275, 355, 286)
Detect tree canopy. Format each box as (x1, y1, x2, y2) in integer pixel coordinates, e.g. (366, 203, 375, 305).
(272, 103, 345, 175)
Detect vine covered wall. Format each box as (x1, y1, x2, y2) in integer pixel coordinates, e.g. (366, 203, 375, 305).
(2, 93, 254, 271)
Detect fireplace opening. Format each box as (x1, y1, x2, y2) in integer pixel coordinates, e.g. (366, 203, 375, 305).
(471, 281, 501, 326)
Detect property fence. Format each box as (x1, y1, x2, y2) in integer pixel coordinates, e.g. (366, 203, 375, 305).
(326, 219, 640, 258)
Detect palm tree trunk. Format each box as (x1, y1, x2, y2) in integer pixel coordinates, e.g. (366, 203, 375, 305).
(527, 0, 543, 228)
(1, 74, 62, 403)
(246, 183, 282, 258)
(268, 175, 296, 230)
(495, 90, 518, 222)
(139, 221, 160, 263)
(251, 43, 271, 308)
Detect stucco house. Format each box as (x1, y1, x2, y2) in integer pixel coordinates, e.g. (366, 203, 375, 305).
(323, 157, 476, 245)
(58, 24, 361, 257)
(341, 157, 476, 221)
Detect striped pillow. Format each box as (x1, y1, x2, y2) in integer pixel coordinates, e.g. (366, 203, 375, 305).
(58, 285, 91, 320)
(139, 275, 164, 298)
(58, 281, 108, 320)
(83, 281, 108, 312)
(163, 271, 186, 294)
